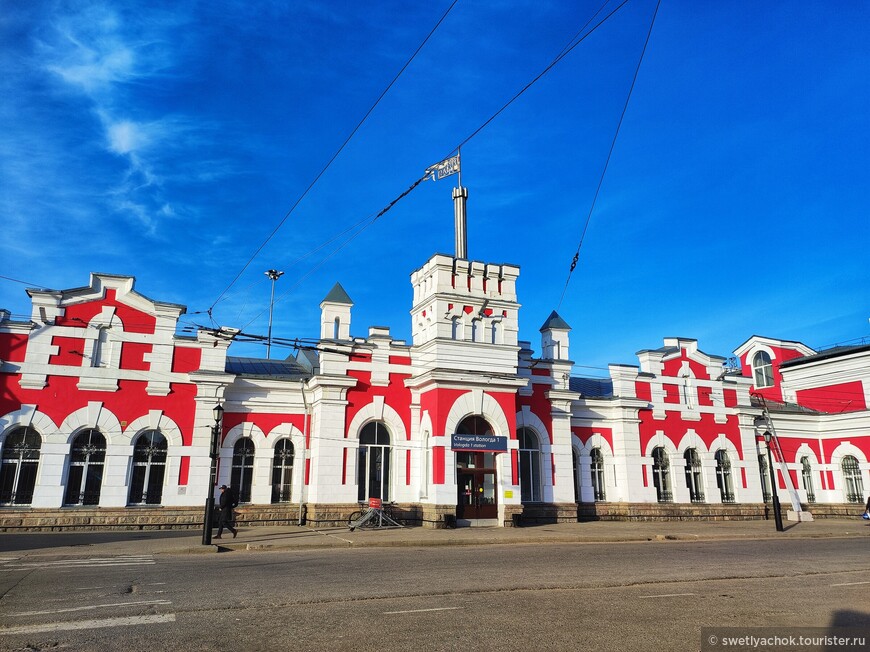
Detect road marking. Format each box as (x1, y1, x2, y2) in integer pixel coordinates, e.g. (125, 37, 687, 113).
(11, 599, 172, 616)
(75, 586, 113, 590)
(24, 556, 153, 564)
(830, 580, 870, 587)
(638, 593, 696, 599)
(0, 613, 175, 635)
(7, 556, 155, 570)
(383, 607, 462, 615)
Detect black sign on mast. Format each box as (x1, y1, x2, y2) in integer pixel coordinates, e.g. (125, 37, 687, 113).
(427, 150, 465, 259)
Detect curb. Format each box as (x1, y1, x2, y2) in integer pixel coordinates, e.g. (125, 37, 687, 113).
(152, 530, 866, 556)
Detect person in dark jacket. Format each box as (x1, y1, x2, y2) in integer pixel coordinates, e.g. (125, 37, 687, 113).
(215, 484, 238, 539)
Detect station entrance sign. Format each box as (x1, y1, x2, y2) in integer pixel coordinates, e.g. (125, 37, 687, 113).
(451, 434, 508, 452)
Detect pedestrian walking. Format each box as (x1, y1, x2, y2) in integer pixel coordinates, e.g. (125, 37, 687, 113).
(215, 484, 238, 539)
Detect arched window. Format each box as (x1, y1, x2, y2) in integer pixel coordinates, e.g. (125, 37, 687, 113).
(272, 439, 294, 503)
(571, 448, 581, 502)
(0, 426, 41, 505)
(333, 317, 340, 339)
(652, 447, 672, 502)
(358, 422, 391, 502)
(490, 321, 499, 345)
(841, 455, 864, 503)
(65, 429, 106, 506)
(231, 439, 255, 503)
(715, 449, 735, 503)
(759, 454, 771, 503)
(800, 456, 815, 503)
(452, 318, 463, 341)
(752, 351, 774, 388)
(128, 430, 167, 505)
(590, 447, 606, 501)
(517, 428, 541, 503)
(471, 319, 480, 342)
(457, 415, 493, 437)
(684, 448, 705, 503)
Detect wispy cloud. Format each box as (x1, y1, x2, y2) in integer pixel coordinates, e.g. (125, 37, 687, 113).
(32, 3, 190, 234)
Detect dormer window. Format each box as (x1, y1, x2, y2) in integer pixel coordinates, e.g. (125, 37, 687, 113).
(91, 325, 111, 368)
(752, 351, 774, 388)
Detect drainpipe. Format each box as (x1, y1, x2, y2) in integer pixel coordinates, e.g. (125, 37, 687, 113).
(298, 380, 310, 526)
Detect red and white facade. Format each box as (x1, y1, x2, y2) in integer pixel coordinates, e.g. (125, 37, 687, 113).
(1, 255, 868, 527)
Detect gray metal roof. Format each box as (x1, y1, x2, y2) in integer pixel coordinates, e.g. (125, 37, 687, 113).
(750, 394, 820, 415)
(779, 343, 870, 369)
(540, 310, 571, 331)
(636, 345, 680, 356)
(225, 356, 308, 379)
(569, 376, 613, 398)
(322, 282, 353, 305)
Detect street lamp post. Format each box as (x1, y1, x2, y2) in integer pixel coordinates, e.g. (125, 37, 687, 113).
(265, 269, 284, 359)
(202, 404, 224, 545)
(763, 430, 784, 532)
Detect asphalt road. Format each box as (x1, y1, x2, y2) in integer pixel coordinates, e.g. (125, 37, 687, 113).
(1, 538, 868, 651)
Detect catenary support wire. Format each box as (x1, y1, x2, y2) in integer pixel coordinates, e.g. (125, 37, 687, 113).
(557, 0, 661, 309)
(208, 0, 459, 314)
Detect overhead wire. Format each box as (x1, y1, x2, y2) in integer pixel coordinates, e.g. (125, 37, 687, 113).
(239, 171, 431, 331)
(207, 0, 460, 315)
(0, 274, 44, 288)
(201, 0, 630, 330)
(232, 1, 633, 330)
(557, 0, 662, 309)
(450, 0, 630, 156)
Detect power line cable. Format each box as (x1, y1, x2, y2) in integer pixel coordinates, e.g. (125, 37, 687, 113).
(240, 171, 431, 330)
(0, 274, 44, 288)
(557, 0, 661, 309)
(206, 0, 628, 327)
(208, 0, 460, 315)
(230, 1, 631, 329)
(451, 0, 630, 155)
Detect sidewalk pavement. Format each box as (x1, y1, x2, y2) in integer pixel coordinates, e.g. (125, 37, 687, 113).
(3, 518, 868, 559)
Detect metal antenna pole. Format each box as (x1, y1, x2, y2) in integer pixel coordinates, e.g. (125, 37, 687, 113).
(265, 270, 284, 359)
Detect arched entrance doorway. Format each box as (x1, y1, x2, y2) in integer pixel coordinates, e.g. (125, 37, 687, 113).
(455, 416, 499, 522)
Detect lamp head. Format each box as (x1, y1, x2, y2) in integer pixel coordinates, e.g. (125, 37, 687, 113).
(763, 430, 771, 443)
(213, 404, 224, 422)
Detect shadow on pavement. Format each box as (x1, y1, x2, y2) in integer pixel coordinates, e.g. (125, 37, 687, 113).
(0, 529, 196, 554)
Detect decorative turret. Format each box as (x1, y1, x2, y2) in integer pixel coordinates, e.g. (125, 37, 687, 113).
(540, 310, 570, 361)
(320, 282, 352, 340)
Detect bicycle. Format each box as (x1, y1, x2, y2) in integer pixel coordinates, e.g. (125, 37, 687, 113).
(347, 499, 404, 531)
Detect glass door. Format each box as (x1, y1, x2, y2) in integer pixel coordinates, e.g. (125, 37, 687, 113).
(456, 452, 498, 519)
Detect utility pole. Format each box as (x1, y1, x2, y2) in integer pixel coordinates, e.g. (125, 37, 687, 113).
(763, 430, 785, 532)
(265, 270, 284, 359)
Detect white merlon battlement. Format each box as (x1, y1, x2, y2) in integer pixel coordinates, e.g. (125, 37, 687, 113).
(410, 254, 519, 306)
(410, 254, 521, 349)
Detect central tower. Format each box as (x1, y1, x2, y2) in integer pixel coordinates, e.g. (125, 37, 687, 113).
(410, 254, 520, 375)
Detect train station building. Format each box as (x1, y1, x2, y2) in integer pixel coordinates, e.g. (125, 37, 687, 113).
(1, 195, 868, 530)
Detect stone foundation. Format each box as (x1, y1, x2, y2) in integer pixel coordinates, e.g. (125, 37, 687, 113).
(0, 504, 303, 532)
(420, 504, 460, 529)
(1, 501, 863, 531)
(515, 502, 578, 525)
(577, 502, 864, 522)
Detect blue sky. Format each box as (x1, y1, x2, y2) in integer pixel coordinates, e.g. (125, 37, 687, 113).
(2, 0, 868, 375)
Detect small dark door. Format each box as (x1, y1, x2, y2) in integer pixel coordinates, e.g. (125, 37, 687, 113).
(456, 452, 498, 520)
